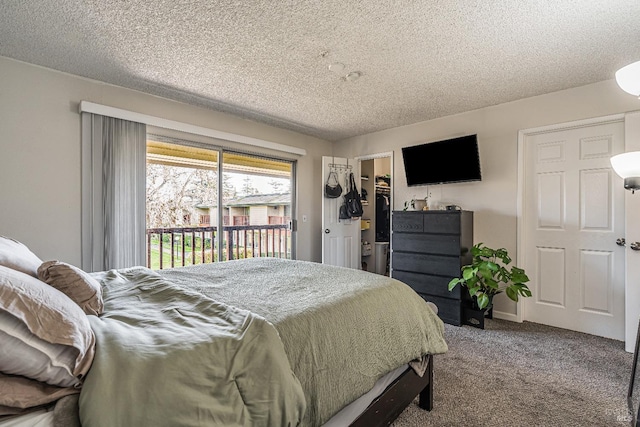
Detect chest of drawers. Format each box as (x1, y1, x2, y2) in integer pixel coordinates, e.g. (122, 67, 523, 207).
(391, 210, 473, 325)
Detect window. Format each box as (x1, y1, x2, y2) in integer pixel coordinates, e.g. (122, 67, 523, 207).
(145, 137, 295, 269)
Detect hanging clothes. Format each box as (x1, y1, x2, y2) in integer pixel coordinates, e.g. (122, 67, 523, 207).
(375, 193, 390, 242)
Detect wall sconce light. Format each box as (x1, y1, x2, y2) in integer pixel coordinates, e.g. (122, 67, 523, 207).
(616, 60, 640, 98)
(611, 152, 640, 193)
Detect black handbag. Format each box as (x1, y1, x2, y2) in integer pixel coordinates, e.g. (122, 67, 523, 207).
(339, 203, 351, 219)
(345, 172, 364, 218)
(324, 170, 342, 198)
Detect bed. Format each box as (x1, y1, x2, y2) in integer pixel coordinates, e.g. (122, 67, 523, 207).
(0, 236, 448, 426)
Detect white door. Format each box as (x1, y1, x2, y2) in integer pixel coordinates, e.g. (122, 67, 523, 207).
(322, 156, 360, 268)
(522, 120, 625, 340)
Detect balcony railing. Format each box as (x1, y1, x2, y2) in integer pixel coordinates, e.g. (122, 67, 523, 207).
(146, 224, 291, 270)
(269, 216, 291, 225)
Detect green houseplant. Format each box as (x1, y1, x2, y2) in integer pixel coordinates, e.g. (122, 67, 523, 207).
(448, 243, 532, 310)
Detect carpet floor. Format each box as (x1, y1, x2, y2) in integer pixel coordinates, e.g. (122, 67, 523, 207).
(392, 319, 633, 427)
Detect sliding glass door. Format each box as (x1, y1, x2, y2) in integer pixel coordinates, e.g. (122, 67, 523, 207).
(221, 152, 293, 261)
(145, 137, 295, 269)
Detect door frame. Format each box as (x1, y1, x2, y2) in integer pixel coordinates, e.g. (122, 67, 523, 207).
(516, 113, 635, 338)
(355, 151, 394, 270)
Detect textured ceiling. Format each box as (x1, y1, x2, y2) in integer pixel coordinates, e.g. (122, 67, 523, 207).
(1, 1, 640, 141)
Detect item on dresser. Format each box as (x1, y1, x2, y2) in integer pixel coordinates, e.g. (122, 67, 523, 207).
(391, 210, 473, 326)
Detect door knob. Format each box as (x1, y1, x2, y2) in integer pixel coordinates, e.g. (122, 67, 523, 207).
(324, 229, 330, 234)
(631, 242, 640, 251)
(616, 238, 626, 247)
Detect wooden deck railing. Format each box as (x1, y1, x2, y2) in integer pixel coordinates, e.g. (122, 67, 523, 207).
(146, 224, 291, 270)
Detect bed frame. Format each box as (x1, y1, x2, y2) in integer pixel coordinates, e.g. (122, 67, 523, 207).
(350, 354, 434, 426)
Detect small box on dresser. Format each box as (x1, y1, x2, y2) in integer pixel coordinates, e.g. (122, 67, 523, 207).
(391, 210, 473, 326)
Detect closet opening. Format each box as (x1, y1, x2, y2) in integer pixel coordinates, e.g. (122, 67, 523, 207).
(358, 153, 392, 276)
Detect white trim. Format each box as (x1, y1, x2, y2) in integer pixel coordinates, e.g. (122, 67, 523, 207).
(493, 310, 521, 323)
(515, 129, 526, 322)
(519, 113, 625, 136)
(79, 101, 307, 156)
(355, 151, 394, 273)
(355, 151, 394, 161)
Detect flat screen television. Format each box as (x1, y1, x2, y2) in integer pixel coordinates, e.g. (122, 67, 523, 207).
(401, 134, 481, 186)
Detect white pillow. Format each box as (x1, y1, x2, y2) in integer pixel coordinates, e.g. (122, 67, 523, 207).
(0, 236, 43, 277)
(0, 310, 81, 388)
(0, 266, 95, 390)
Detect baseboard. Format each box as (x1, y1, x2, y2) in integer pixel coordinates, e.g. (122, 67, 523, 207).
(493, 310, 521, 323)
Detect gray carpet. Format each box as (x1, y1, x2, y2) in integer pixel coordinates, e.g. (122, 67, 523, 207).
(392, 319, 633, 427)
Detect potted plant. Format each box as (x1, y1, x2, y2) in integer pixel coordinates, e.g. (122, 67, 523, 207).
(448, 243, 532, 311)
(403, 190, 432, 211)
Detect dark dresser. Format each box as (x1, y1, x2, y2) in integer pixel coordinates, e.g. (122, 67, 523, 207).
(391, 210, 473, 326)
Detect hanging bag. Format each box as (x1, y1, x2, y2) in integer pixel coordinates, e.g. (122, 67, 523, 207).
(339, 201, 351, 219)
(345, 172, 364, 218)
(324, 170, 343, 198)
(339, 168, 351, 219)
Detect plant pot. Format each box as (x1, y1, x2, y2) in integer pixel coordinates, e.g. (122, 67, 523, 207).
(470, 294, 495, 311)
(413, 199, 427, 210)
(463, 295, 494, 329)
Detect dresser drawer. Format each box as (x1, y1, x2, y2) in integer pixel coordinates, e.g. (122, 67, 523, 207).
(422, 213, 461, 234)
(416, 294, 462, 326)
(392, 233, 460, 256)
(392, 252, 461, 277)
(392, 213, 423, 232)
(392, 270, 461, 299)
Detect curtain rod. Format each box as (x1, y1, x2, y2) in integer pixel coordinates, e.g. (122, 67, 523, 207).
(79, 101, 307, 156)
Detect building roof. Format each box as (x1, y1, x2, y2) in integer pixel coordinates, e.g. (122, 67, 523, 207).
(199, 193, 291, 208)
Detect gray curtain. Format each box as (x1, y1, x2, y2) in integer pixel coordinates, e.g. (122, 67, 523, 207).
(82, 113, 146, 271)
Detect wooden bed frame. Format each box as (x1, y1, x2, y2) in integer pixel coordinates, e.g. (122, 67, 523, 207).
(350, 354, 434, 426)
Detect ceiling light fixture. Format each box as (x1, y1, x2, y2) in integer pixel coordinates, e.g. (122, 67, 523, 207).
(611, 151, 640, 193)
(615, 60, 640, 98)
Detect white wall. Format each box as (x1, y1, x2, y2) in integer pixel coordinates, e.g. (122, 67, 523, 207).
(373, 158, 391, 177)
(336, 80, 640, 316)
(0, 56, 332, 265)
(249, 206, 268, 226)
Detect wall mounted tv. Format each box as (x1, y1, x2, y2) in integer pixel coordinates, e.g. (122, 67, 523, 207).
(401, 134, 481, 186)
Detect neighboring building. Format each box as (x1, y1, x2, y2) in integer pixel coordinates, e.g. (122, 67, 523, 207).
(196, 193, 291, 227)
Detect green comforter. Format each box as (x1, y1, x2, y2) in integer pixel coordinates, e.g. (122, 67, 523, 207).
(160, 258, 448, 426)
(79, 267, 306, 427)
